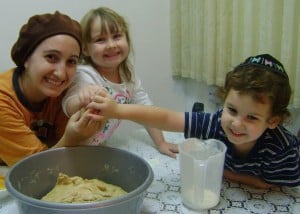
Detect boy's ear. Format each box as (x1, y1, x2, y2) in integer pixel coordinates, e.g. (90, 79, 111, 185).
(268, 116, 281, 129)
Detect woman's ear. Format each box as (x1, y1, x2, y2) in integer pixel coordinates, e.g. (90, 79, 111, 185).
(82, 45, 90, 57)
(267, 116, 281, 129)
(24, 59, 29, 69)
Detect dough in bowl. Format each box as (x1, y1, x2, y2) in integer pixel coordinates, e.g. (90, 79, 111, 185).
(42, 173, 127, 203)
(0, 175, 5, 190)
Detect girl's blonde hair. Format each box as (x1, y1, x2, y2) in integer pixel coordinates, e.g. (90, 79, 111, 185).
(80, 7, 133, 81)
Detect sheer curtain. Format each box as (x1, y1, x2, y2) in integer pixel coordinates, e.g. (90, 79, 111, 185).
(170, 0, 300, 108)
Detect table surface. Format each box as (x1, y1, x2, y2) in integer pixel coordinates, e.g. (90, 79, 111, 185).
(0, 129, 299, 214)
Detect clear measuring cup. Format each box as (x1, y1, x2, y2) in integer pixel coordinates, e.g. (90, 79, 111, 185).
(178, 138, 227, 210)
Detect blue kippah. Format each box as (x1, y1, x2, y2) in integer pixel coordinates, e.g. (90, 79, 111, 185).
(236, 54, 288, 78)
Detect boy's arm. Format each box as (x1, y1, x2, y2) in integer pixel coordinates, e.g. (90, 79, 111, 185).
(223, 169, 277, 189)
(87, 90, 185, 132)
(115, 104, 185, 132)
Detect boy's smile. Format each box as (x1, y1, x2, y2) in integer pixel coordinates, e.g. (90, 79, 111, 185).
(221, 89, 278, 155)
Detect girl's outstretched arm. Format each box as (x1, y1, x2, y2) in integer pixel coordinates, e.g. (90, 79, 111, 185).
(86, 89, 185, 132)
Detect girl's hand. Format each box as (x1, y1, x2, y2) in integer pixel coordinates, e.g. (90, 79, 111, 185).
(157, 141, 178, 158)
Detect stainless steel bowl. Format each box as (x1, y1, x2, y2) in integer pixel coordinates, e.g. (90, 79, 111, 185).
(5, 146, 153, 214)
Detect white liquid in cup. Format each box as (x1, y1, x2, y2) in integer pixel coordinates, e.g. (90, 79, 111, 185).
(179, 139, 227, 211)
(182, 188, 219, 210)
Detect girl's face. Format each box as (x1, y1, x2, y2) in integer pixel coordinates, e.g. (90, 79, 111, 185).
(84, 17, 129, 72)
(23, 35, 80, 103)
(221, 89, 279, 149)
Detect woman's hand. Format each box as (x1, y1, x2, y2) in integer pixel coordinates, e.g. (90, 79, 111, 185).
(57, 108, 106, 147)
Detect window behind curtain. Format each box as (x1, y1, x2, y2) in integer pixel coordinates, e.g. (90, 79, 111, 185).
(170, 0, 300, 108)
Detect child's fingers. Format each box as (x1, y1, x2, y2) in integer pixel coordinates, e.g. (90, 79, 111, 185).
(92, 94, 105, 103)
(85, 108, 106, 120)
(86, 101, 105, 112)
(96, 87, 109, 97)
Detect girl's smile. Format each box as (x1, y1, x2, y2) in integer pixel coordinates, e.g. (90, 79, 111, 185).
(86, 17, 129, 73)
(103, 50, 122, 60)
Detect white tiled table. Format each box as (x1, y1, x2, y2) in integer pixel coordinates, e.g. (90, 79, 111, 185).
(1, 129, 299, 213)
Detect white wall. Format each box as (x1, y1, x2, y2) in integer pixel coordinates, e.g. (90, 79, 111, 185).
(0, 0, 187, 132)
(0, 0, 298, 134)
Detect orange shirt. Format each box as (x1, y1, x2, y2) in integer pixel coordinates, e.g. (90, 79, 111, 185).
(0, 69, 68, 166)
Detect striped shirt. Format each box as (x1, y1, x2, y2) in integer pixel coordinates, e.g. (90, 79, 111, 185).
(184, 109, 300, 187)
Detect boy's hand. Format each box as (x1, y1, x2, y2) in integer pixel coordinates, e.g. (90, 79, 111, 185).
(86, 88, 119, 120)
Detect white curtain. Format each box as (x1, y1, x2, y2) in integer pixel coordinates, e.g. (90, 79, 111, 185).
(171, 0, 300, 108)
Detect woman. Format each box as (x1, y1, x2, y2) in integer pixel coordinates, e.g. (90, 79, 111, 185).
(0, 11, 104, 166)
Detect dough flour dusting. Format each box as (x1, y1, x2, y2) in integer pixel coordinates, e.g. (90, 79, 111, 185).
(42, 173, 127, 203)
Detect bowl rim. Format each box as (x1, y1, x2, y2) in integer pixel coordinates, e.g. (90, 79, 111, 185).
(5, 146, 154, 209)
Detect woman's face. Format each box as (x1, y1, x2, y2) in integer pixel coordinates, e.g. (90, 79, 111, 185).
(221, 89, 278, 148)
(23, 34, 80, 102)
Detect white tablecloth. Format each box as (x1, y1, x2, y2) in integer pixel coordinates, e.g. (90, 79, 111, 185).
(1, 129, 299, 214)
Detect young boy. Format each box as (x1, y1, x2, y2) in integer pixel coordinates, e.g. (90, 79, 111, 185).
(87, 54, 300, 189)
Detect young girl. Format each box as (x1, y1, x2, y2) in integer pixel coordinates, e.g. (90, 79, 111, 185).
(0, 11, 103, 166)
(90, 54, 300, 189)
(62, 7, 178, 158)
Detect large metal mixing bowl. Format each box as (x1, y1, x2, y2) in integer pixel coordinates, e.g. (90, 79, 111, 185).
(6, 146, 153, 214)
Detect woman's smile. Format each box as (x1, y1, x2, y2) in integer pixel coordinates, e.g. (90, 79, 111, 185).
(44, 76, 65, 87)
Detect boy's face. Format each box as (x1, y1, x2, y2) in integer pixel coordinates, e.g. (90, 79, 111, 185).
(221, 89, 279, 149)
